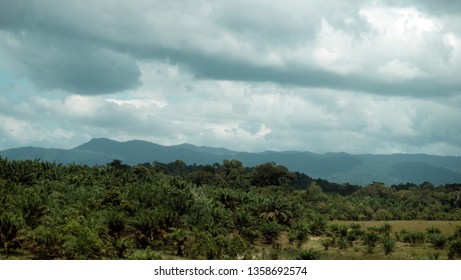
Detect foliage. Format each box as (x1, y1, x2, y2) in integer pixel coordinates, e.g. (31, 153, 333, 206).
(0, 212, 24, 255)
(362, 231, 380, 254)
(448, 239, 461, 260)
(260, 221, 283, 245)
(381, 236, 395, 255)
(428, 234, 448, 250)
(400, 230, 425, 244)
(289, 222, 310, 248)
(297, 248, 321, 260)
(320, 238, 334, 250)
(0, 156, 461, 259)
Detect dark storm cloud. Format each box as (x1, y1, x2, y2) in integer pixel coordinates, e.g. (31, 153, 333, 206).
(384, 0, 461, 15)
(132, 45, 456, 98)
(0, 0, 141, 94)
(1, 0, 459, 97)
(22, 43, 140, 95)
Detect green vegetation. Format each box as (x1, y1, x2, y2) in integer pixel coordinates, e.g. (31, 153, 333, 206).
(1, 157, 461, 259)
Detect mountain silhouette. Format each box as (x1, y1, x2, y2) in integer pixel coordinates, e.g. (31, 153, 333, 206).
(1, 137, 460, 185)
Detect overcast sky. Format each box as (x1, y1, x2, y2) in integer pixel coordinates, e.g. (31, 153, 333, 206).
(1, 0, 461, 155)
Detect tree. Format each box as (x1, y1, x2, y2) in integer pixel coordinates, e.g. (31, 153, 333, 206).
(105, 210, 127, 238)
(28, 224, 62, 259)
(0, 212, 24, 255)
(61, 217, 102, 259)
(259, 196, 293, 226)
(305, 182, 326, 202)
(308, 216, 327, 236)
(251, 162, 294, 187)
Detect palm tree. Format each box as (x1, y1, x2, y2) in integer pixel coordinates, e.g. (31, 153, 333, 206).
(259, 196, 292, 226)
(0, 212, 24, 255)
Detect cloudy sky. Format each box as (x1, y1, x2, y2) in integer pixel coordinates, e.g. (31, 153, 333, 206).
(1, 0, 460, 155)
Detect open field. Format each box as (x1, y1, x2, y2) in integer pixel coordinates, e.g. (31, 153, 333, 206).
(330, 220, 461, 235)
(298, 239, 451, 260)
(268, 220, 461, 260)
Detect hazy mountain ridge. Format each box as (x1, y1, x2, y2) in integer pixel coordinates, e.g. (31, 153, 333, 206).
(1, 137, 461, 185)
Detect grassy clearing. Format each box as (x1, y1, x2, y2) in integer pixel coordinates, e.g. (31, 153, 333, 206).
(247, 221, 461, 260)
(238, 236, 450, 260)
(330, 220, 461, 235)
(299, 238, 447, 260)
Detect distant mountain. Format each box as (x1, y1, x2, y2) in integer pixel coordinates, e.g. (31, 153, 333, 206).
(1, 137, 461, 186)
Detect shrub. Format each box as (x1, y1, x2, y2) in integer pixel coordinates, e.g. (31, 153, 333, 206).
(240, 227, 260, 244)
(363, 231, 380, 254)
(337, 237, 351, 250)
(448, 239, 461, 260)
(186, 233, 248, 260)
(426, 226, 441, 235)
(378, 223, 392, 237)
(346, 225, 363, 242)
(320, 238, 334, 250)
(260, 221, 282, 245)
(428, 234, 448, 250)
(297, 248, 321, 260)
(309, 216, 327, 236)
(451, 226, 461, 239)
(289, 222, 310, 248)
(111, 237, 134, 259)
(382, 236, 395, 255)
(400, 230, 425, 244)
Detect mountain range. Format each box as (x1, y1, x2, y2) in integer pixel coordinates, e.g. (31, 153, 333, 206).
(1, 137, 461, 186)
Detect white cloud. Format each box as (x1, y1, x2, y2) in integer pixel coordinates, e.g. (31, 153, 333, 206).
(377, 59, 428, 81)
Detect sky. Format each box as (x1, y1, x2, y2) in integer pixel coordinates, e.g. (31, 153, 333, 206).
(0, 0, 461, 155)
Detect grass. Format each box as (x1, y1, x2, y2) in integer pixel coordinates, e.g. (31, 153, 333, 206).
(251, 221, 461, 260)
(330, 220, 461, 235)
(299, 238, 446, 260)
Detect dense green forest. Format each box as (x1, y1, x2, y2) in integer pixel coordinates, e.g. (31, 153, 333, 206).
(1, 157, 461, 259)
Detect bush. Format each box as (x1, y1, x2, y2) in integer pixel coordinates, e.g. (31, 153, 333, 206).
(452, 226, 461, 239)
(186, 233, 248, 260)
(309, 216, 327, 236)
(378, 223, 392, 237)
(400, 230, 425, 244)
(426, 226, 441, 235)
(111, 237, 134, 259)
(448, 239, 461, 260)
(337, 236, 351, 249)
(428, 234, 448, 250)
(297, 248, 321, 260)
(320, 238, 333, 250)
(289, 222, 310, 248)
(382, 236, 395, 255)
(363, 231, 380, 254)
(260, 221, 282, 245)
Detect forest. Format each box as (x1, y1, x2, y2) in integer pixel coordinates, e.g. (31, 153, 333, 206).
(1, 157, 461, 260)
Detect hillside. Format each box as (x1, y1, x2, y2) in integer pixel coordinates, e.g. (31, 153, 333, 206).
(1, 137, 461, 185)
